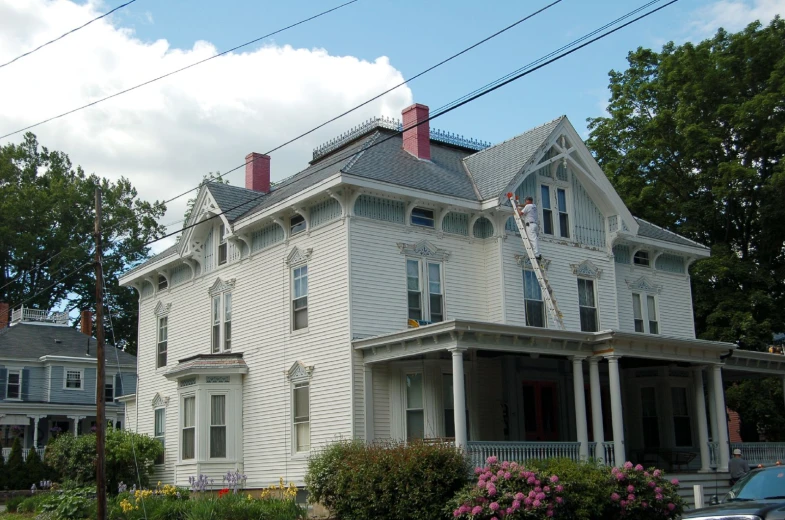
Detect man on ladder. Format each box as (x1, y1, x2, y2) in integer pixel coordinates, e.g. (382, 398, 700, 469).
(518, 196, 542, 260)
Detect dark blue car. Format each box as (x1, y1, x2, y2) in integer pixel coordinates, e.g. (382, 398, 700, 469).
(683, 466, 785, 520)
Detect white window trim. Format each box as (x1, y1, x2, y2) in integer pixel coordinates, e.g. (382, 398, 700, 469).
(6, 369, 22, 401)
(153, 407, 166, 465)
(577, 277, 600, 332)
(157, 316, 168, 369)
(410, 207, 436, 228)
(180, 392, 197, 462)
(217, 224, 228, 265)
(406, 258, 445, 324)
(538, 176, 573, 240)
(63, 368, 85, 391)
(287, 361, 313, 456)
(403, 371, 425, 442)
(208, 391, 228, 459)
(291, 265, 309, 333)
(522, 268, 547, 328)
(291, 382, 310, 454)
(633, 250, 651, 268)
(208, 278, 234, 353)
(632, 292, 660, 334)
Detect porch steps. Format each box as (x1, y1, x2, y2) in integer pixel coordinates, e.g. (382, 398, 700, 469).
(673, 471, 731, 511)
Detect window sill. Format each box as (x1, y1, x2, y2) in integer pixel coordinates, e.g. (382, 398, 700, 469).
(291, 451, 310, 460)
(63, 387, 84, 391)
(291, 327, 309, 336)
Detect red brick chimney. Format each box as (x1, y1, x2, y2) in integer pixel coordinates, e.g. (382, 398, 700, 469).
(245, 153, 271, 193)
(402, 103, 431, 160)
(80, 310, 93, 336)
(0, 302, 8, 329)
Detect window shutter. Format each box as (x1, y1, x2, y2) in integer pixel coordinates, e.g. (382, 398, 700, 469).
(115, 374, 123, 397)
(0, 368, 6, 399)
(22, 369, 30, 401)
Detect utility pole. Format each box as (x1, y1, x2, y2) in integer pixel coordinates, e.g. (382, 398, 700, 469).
(94, 187, 107, 520)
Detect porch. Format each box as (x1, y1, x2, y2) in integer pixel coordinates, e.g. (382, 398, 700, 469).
(355, 320, 785, 474)
(0, 410, 125, 450)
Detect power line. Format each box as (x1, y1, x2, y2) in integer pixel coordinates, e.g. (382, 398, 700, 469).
(0, 0, 138, 70)
(0, 0, 360, 141)
(9, 261, 94, 310)
(141, 0, 680, 249)
(160, 0, 564, 207)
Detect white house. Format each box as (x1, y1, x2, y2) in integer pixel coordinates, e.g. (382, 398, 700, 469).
(119, 104, 785, 495)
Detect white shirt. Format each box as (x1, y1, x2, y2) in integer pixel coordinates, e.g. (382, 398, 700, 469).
(521, 203, 539, 225)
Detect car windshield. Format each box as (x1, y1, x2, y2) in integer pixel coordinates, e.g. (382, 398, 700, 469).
(725, 469, 785, 501)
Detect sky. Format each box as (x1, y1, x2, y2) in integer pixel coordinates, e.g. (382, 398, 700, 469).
(0, 0, 783, 253)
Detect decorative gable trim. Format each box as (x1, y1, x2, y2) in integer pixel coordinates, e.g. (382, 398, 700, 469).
(287, 361, 314, 383)
(153, 301, 172, 317)
(208, 277, 235, 296)
(285, 246, 313, 267)
(515, 254, 550, 271)
(397, 240, 451, 261)
(570, 260, 602, 279)
(625, 276, 661, 294)
(151, 392, 169, 409)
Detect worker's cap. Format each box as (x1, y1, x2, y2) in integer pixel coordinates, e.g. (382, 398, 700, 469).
(733, 449, 742, 455)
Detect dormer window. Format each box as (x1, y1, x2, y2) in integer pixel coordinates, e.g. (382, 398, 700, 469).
(158, 275, 168, 291)
(218, 224, 228, 265)
(411, 208, 434, 228)
(633, 251, 650, 267)
(290, 214, 306, 235)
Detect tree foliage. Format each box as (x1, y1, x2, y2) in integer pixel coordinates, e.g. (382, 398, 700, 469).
(0, 133, 166, 354)
(587, 18, 785, 349)
(726, 378, 785, 441)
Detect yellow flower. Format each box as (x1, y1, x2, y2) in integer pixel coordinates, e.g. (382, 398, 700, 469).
(247, 494, 253, 501)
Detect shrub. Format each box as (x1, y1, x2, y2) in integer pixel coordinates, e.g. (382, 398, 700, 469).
(45, 427, 163, 492)
(6, 437, 25, 489)
(40, 488, 97, 520)
(24, 447, 46, 488)
(5, 494, 27, 512)
(306, 439, 470, 520)
(527, 458, 613, 520)
(606, 462, 684, 519)
(17, 493, 48, 513)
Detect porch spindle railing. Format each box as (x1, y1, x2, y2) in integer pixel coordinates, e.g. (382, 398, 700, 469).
(732, 443, 785, 466)
(466, 441, 582, 469)
(602, 442, 616, 467)
(707, 442, 719, 467)
(1, 447, 46, 462)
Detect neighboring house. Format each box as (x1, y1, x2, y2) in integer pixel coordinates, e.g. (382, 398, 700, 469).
(0, 304, 137, 460)
(119, 104, 785, 491)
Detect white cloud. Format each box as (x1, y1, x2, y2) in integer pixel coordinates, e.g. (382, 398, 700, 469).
(0, 0, 413, 252)
(691, 0, 785, 35)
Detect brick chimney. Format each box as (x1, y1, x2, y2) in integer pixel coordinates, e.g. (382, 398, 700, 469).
(402, 103, 431, 160)
(0, 302, 8, 329)
(245, 152, 271, 193)
(80, 310, 93, 336)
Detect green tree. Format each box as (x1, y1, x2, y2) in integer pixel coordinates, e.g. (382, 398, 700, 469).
(23, 446, 46, 489)
(586, 18, 785, 350)
(726, 378, 785, 441)
(6, 437, 25, 489)
(0, 133, 166, 354)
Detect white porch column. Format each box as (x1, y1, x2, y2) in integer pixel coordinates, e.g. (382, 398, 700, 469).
(67, 416, 86, 437)
(706, 370, 720, 446)
(364, 366, 374, 443)
(588, 357, 606, 461)
(26, 415, 45, 448)
(782, 375, 785, 412)
(450, 347, 468, 450)
(606, 355, 626, 465)
(692, 368, 711, 472)
(711, 365, 730, 472)
(571, 357, 589, 460)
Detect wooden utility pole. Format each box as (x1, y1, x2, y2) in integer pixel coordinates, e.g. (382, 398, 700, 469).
(94, 187, 107, 520)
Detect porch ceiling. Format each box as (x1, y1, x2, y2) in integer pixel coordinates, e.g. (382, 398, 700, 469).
(352, 320, 752, 367)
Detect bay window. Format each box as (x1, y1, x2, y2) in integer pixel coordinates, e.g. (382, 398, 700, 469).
(210, 395, 226, 458)
(182, 396, 195, 460)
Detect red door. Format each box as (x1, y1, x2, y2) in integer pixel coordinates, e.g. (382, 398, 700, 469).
(522, 381, 559, 441)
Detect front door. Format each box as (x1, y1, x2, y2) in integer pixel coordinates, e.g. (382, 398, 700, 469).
(522, 381, 559, 441)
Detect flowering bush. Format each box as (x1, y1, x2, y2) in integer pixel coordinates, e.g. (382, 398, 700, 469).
(450, 456, 565, 519)
(606, 462, 683, 519)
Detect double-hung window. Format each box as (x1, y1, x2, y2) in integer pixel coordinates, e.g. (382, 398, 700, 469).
(577, 279, 598, 332)
(406, 260, 444, 323)
(540, 185, 554, 235)
(640, 387, 660, 447)
(157, 317, 168, 368)
(218, 224, 228, 265)
(632, 293, 659, 334)
(405, 373, 424, 441)
(65, 369, 82, 390)
(104, 379, 114, 403)
(293, 383, 310, 452)
(671, 387, 692, 447)
(211, 293, 232, 352)
(182, 396, 195, 460)
(292, 266, 308, 330)
(6, 370, 21, 400)
(523, 269, 545, 327)
(210, 395, 226, 458)
(556, 188, 570, 238)
(154, 408, 165, 464)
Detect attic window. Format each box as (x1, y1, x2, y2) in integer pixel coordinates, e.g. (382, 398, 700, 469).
(411, 208, 435, 228)
(218, 224, 228, 265)
(290, 214, 306, 235)
(158, 275, 168, 291)
(633, 251, 650, 267)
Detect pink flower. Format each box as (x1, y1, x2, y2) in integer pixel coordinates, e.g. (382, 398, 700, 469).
(620, 500, 627, 507)
(624, 461, 634, 470)
(655, 493, 663, 501)
(611, 493, 620, 502)
(627, 485, 635, 493)
(671, 478, 679, 486)
(477, 480, 486, 489)
(628, 494, 635, 501)
(655, 487, 663, 494)
(472, 505, 483, 515)
(544, 486, 551, 493)
(615, 472, 626, 481)
(537, 492, 546, 500)
(527, 476, 536, 484)
(504, 472, 512, 480)
(547, 510, 554, 517)
(501, 461, 510, 470)
(512, 500, 521, 509)
(489, 502, 500, 511)
(555, 485, 563, 492)
(535, 479, 541, 486)
(491, 475, 498, 483)
(648, 481, 656, 488)
(487, 484, 497, 497)
(524, 497, 533, 506)
(514, 493, 524, 501)
(487, 456, 498, 464)
(556, 497, 563, 504)
(635, 464, 644, 471)
(644, 471, 650, 477)
(668, 503, 675, 511)
(642, 501, 648, 508)
(550, 475, 559, 483)
(653, 469, 661, 477)
(453, 510, 460, 517)
(533, 500, 541, 507)
(474, 467, 484, 475)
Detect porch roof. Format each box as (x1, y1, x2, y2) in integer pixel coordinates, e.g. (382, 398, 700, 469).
(352, 320, 745, 366)
(722, 348, 785, 375)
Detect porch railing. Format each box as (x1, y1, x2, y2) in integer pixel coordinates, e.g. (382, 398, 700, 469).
(467, 441, 582, 469)
(602, 442, 616, 467)
(11, 305, 69, 325)
(732, 443, 785, 466)
(708, 442, 719, 467)
(1, 447, 46, 462)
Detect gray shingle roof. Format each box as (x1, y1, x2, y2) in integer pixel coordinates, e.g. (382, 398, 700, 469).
(165, 353, 247, 376)
(634, 218, 708, 249)
(0, 323, 137, 365)
(463, 116, 564, 200)
(123, 244, 178, 278)
(206, 182, 263, 222)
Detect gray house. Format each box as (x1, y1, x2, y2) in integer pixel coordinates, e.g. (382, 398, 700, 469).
(0, 304, 136, 461)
